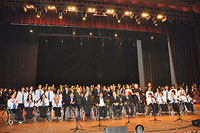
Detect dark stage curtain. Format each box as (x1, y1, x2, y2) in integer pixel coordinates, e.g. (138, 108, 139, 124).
(142, 34, 171, 89)
(168, 22, 200, 85)
(0, 24, 38, 89)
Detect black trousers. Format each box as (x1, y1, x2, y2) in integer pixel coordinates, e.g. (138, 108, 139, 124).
(17, 104, 24, 121)
(39, 106, 48, 118)
(98, 106, 107, 118)
(83, 105, 91, 117)
(25, 107, 34, 119)
(160, 104, 168, 112)
(112, 105, 122, 117)
(11, 109, 21, 121)
(124, 104, 134, 116)
(172, 103, 179, 112)
(53, 107, 62, 117)
(185, 102, 194, 112)
(49, 102, 52, 109)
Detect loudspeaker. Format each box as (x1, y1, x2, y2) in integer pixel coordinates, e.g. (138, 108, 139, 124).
(192, 119, 200, 127)
(104, 126, 128, 133)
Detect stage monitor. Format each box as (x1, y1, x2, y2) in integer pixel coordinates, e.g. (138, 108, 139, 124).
(104, 126, 128, 133)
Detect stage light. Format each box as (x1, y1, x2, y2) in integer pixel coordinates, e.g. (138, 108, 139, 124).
(116, 13, 122, 23)
(47, 5, 56, 10)
(82, 11, 87, 21)
(106, 9, 115, 14)
(120, 40, 123, 45)
(117, 19, 121, 23)
(59, 12, 63, 19)
(67, 6, 77, 12)
(102, 41, 105, 47)
(114, 33, 118, 37)
(89, 32, 93, 36)
(162, 16, 167, 22)
(157, 14, 163, 19)
(61, 40, 64, 43)
(26, 5, 34, 9)
(141, 12, 150, 20)
(151, 36, 154, 40)
(87, 8, 96, 13)
(45, 39, 48, 43)
(36, 11, 41, 18)
(72, 31, 76, 35)
(153, 19, 158, 26)
(124, 11, 133, 16)
(29, 29, 33, 33)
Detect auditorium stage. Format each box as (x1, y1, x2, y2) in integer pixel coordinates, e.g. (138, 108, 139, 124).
(0, 104, 200, 133)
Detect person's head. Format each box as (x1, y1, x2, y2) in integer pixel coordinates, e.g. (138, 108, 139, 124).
(183, 91, 186, 96)
(97, 84, 101, 89)
(180, 87, 183, 90)
(103, 86, 107, 91)
(21, 87, 25, 92)
(113, 91, 117, 97)
(41, 94, 46, 100)
(9, 89, 12, 93)
(26, 87, 29, 92)
(148, 93, 152, 98)
(54, 94, 59, 100)
(70, 93, 74, 98)
(11, 93, 16, 99)
(99, 92, 103, 98)
(86, 86, 90, 91)
(27, 94, 32, 101)
(30, 86, 33, 91)
(65, 87, 68, 91)
(125, 91, 129, 96)
(0, 88, 3, 91)
(165, 86, 169, 90)
(134, 84, 139, 89)
(38, 84, 42, 89)
(171, 91, 175, 97)
(159, 92, 163, 97)
(148, 83, 152, 87)
(77, 87, 80, 92)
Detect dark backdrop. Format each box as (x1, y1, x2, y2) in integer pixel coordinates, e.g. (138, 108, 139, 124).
(36, 36, 139, 86)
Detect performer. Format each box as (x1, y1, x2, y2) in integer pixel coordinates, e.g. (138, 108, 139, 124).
(74, 87, 83, 117)
(35, 85, 44, 102)
(95, 92, 108, 119)
(62, 86, 71, 119)
(52, 94, 62, 118)
(37, 94, 49, 118)
(177, 87, 185, 97)
(24, 94, 34, 120)
(182, 92, 194, 113)
(163, 86, 170, 103)
(169, 91, 179, 112)
(110, 91, 122, 117)
(82, 92, 92, 117)
(7, 93, 23, 123)
(146, 93, 157, 115)
(157, 92, 168, 112)
(16, 87, 26, 119)
(45, 86, 54, 109)
(93, 84, 102, 97)
(122, 91, 134, 117)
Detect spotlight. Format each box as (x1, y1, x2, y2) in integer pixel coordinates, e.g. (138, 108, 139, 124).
(141, 12, 149, 18)
(124, 11, 133, 16)
(36, 11, 41, 18)
(117, 19, 121, 23)
(162, 16, 167, 22)
(25, 5, 34, 9)
(82, 11, 87, 21)
(59, 12, 63, 19)
(72, 31, 76, 35)
(89, 32, 92, 36)
(157, 14, 163, 19)
(106, 9, 115, 14)
(87, 8, 96, 13)
(102, 40, 105, 47)
(151, 36, 154, 40)
(120, 40, 123, 45)
(153, 19, 158, 26)
(67, 6, 77, 12)
(47, 5, 56, 10)
(61, 40, 64, 43)
(114, 33, 118, 37)
(45, 39, 48, 43)
(29, 29, 33, 33)
(116, 13, 122, 23)
(23, 7, 27, 12)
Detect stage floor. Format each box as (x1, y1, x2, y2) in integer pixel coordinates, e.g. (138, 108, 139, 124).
(0, 105, 200, 133)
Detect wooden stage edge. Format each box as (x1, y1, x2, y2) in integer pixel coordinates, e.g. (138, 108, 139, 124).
(0, 104, 200, 133)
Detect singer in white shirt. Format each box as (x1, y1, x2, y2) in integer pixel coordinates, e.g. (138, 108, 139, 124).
(52, 94, 62, 118)
(24, 94, 34, 120)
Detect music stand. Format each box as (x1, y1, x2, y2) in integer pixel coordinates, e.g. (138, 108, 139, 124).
(92, 106, 107, 130)
(149, 103, 161, 122)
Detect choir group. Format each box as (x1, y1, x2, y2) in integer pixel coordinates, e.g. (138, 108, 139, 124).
(0, 83, 199, 125)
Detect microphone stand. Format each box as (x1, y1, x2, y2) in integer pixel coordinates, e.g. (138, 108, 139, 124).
(125, 104, 136, 125)
(70, 107, 86, 132)
(149, 103, 161, 122)
(174, 101, 188, 122)
(92, 106, 107, 130)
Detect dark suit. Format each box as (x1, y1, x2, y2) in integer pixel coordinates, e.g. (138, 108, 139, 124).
(110, 96, 122, 117)
(95, 97, 107, 118)
(82, 96, 92, 116)
(93, 88, 103, 97)
(62, 90, 71, 118)
(122, 95, 134, 116)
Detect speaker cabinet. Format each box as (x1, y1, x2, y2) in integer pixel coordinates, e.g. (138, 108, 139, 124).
(192, 119, 200, 127)
(104, 126, 128, 133)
